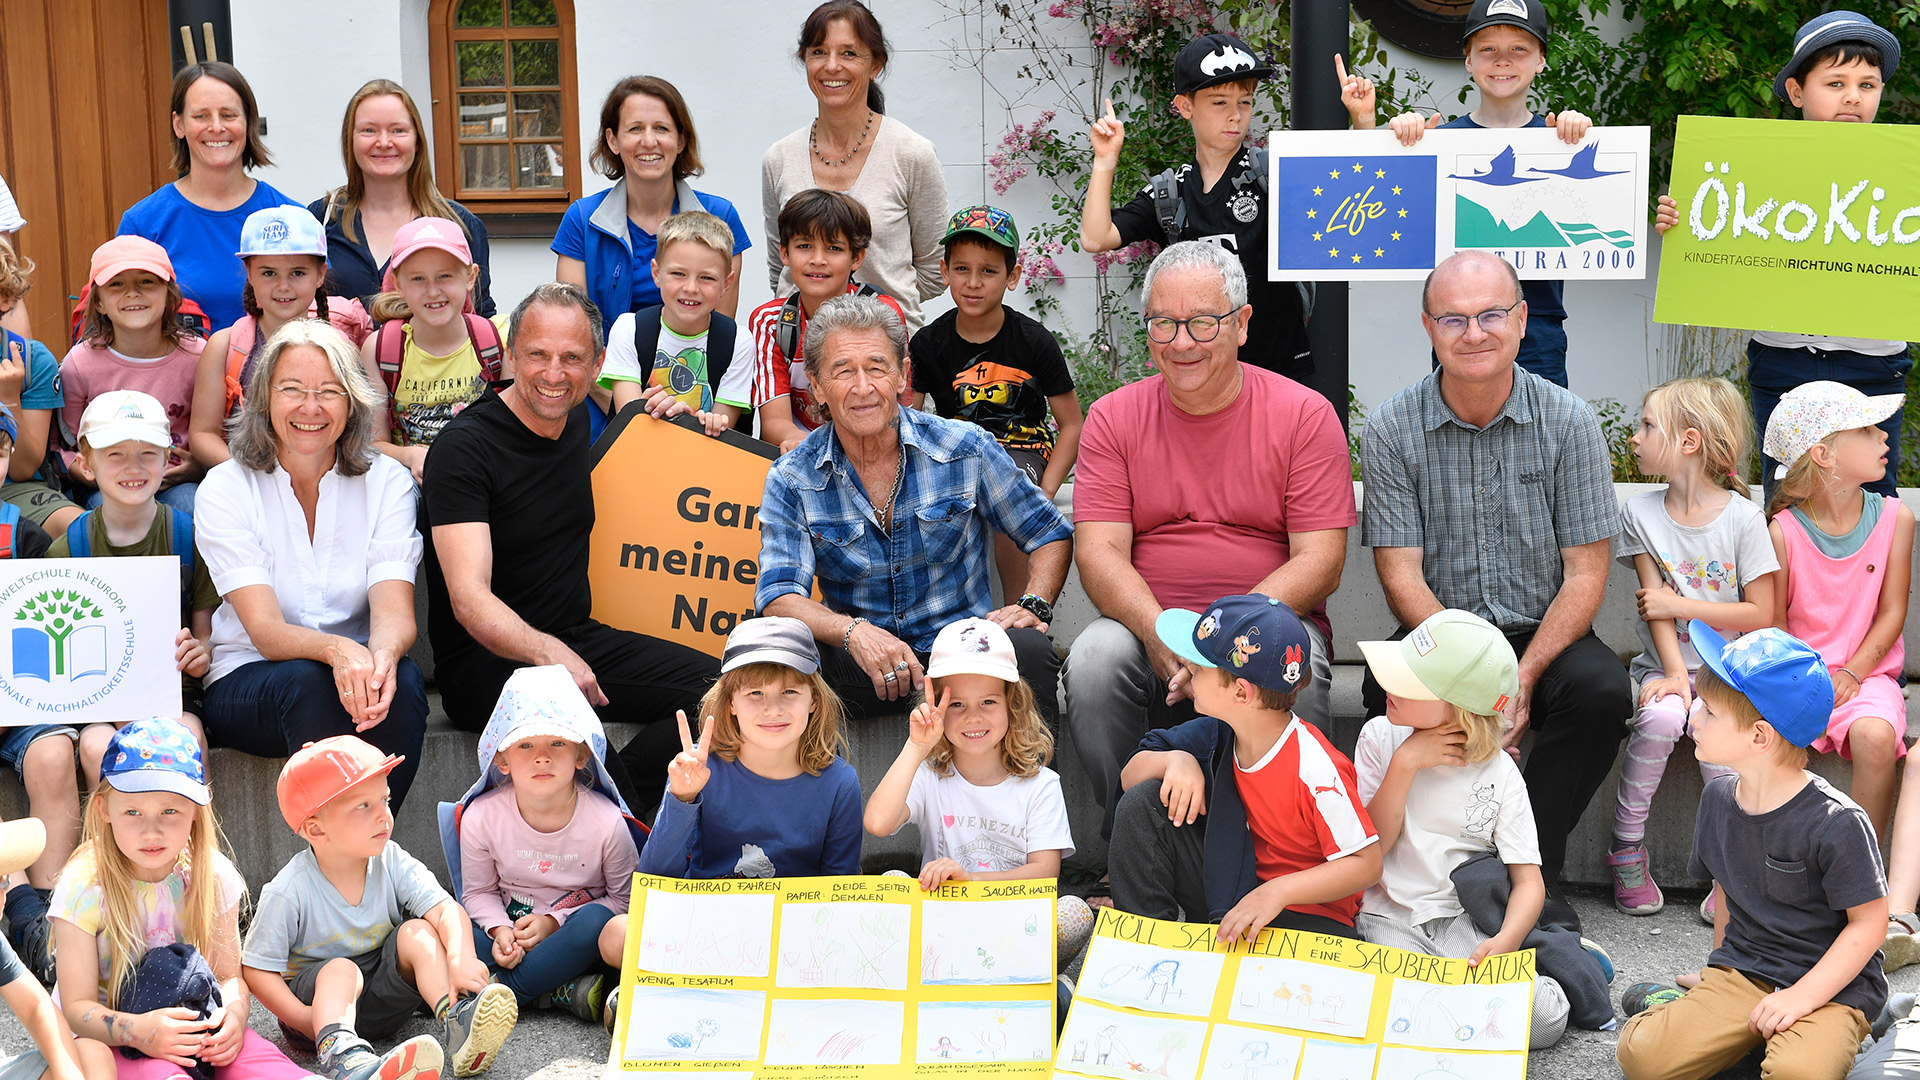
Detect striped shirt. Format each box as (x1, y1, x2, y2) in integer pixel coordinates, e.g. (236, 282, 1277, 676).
(746, 286, 909, 429)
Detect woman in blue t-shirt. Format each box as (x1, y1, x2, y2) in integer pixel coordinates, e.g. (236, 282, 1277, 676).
(116, 62, 300, 331)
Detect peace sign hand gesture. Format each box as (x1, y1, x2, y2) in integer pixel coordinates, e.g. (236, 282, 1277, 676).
(907, 686, 950, 753)
(668, 709, 716, 803)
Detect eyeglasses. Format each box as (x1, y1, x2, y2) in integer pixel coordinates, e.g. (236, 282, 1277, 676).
(1143, 311, 1238, 344)
(271, 385, 350, 406)
(1425, 299, 1522, 335)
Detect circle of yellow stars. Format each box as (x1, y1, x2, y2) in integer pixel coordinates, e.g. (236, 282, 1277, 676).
(1309, 161, 1409, 263)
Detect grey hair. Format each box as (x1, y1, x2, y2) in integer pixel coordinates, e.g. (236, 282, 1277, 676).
(228, 319, 382, 477)
(508, 280, 604, 354)
(1422, 249, 1522, 313)
(801, 293, 909, 386)
(1140, 240, 1248, 313)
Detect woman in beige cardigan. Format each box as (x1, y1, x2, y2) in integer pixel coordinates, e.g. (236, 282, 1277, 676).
(761, 0, 948, 331)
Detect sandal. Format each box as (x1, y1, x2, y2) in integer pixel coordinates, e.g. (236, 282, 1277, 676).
(1886, 912, 1920, 973)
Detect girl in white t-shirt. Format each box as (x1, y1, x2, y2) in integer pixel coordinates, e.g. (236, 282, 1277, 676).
(1354, 610, 1573, 1050)
(865, 617, 1092, 964)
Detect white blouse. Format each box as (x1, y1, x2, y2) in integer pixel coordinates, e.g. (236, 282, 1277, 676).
(197, 454, 423, 683)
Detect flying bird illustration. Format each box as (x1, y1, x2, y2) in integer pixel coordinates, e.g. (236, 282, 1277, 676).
(1526, 144, 1628, 180)
(1447, 147, 1544, 186)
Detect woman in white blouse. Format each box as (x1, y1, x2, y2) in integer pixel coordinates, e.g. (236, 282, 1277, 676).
(196, 318, 428, 806)
(761, 0, 948, 331)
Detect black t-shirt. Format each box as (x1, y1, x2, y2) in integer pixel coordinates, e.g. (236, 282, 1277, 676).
(1112, 146, 1312, 380)
(910, 307, 1075, 456)
(421, 390, 593, 667)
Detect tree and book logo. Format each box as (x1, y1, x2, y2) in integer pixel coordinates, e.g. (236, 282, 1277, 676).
(11, 588, 109, 681)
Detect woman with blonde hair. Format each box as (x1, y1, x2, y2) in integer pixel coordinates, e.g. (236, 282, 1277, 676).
(310, 79, 495, 314)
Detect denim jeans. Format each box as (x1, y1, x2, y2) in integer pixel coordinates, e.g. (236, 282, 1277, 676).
(1749, 339, 1910, 498)
(202, 657, 428, 809)
(470, 901, 615, 1002)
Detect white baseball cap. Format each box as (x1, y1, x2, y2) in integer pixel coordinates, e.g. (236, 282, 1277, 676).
(78, 390, 172, 450)
(926, 618, 1021, 683)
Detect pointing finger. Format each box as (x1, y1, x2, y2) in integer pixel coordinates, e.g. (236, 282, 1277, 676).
(1333, 53, 1348, 84)
(1103, 97, 1116, 122)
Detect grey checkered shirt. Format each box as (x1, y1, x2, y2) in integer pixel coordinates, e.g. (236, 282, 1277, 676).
(1360, 368, 1617, 630)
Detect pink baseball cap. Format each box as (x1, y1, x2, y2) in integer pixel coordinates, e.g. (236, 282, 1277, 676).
(90, 236, 175, 286)
(276, 735, 404, 832)
(380, 217, 474, 294)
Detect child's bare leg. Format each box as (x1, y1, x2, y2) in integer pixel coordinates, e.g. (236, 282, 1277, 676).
(394, 918, 453, 1011)
(20, 733, 79, 887)
(992, 532, 1031, 603)
(1887, 762, 1920, 914)
(307, 957, 368, 1039)
(74, 1036, 115, 1078)
(1847, 717, 1901, 840)
(598, 915, 627, 968)
(77, 724, 114, 789)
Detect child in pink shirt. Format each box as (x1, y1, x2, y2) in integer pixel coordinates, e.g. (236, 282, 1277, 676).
(445, 665, 641, 1024)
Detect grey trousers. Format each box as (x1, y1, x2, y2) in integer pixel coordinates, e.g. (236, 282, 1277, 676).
(1355, 912, 1571, 1050)
(1065, 615, 1331, 832)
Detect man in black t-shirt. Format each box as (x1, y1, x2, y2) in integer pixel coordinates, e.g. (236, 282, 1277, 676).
(422, 281, 718, 809)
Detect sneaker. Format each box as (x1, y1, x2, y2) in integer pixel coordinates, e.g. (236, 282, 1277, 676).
(1886, 916, 1920, 974)
(1698, 891, 1716, 926)
(1580, 938, 1616, 984)
(320, 1034, 443, 1080)
(444, 983, 518, 1077)
(1621, 981, 1685, 1017)
(1608, 844, 1665, 915)
(603, 987, 621, 1035)
(544, 972, 608, 1024)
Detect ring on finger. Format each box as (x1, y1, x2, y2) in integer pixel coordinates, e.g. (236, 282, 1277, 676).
(883, 672, 898, 683)
(892, 661, 910, 672)
(344, 690, 355, 697)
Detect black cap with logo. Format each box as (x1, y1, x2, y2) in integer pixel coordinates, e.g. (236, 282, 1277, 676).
(1463, 0, 1550, 48)
(1173, 33, 1275, 96)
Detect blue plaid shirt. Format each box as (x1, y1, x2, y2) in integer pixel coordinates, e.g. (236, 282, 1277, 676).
(756, 408, 1073, 651)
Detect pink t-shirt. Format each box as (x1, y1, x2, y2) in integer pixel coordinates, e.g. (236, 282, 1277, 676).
(1071, 364, 1357, 635)
(458, 784, 638, 932)
(59, 337, 204, 466)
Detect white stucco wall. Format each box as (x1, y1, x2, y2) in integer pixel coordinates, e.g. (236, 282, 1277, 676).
(230, 1, 1672, 417)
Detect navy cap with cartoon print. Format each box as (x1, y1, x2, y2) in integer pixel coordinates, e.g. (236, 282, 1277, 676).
(1155, 593, 1312, 693)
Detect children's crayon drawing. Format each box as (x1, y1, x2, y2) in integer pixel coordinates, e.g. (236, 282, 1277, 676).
(634, 889, 775, 977)
(764, 999, 905, 1065)
(1225, 956, 1375, 1036)
(1294, 1038, 1377, 1080)
(620, 986, 766, 1062)
(774, 901, 911, 990)
(1383, 980, 1532, 1053)
(920, 897, 1054, 985)
(1194, 1023, 1304, 1080)
(1056, 1000, 1209, 1080)
(914, 1000, 1054, 1062)
(1078, 936, 1225, 1019)
(1376, 1047, 1526, 1080)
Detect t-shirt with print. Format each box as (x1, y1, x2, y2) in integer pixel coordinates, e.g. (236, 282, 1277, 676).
(1231, 717, 1377, 925)
(599, 310, 754, 411)
(50, 846, 245, 1000)
(1110, 145, 1311, 380)
(58, 339, 204, 470)
(1690, 773, 1886, 1016)
(47, 508, 219, 617)
(1615, 491, 1780, 685)
(1353, 717, 1539, 925)
(902, 762, 1075, 873)
(242, 842, 452, 978)
(1071, 364, 1356, 638)
(746, 287, 910, 430)
(390, 317, 508, 447)
(458, 784, 638, 933)
(910, 307, 1074, 457)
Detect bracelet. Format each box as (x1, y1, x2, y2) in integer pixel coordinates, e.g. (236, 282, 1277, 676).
(1837, 666, 1863, 683)
(842, 616, 868, 651)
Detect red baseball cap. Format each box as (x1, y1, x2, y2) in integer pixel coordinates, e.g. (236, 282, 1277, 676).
(277, 735, 404, 832)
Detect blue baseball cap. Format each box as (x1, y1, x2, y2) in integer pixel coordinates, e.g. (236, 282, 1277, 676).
(1775, 10, 1900, 103)
(1156, 594, 1312, 693)
(236, 206, 328, 260)
(1689, 621, 1834, 748)
(103, 718, 210, 806)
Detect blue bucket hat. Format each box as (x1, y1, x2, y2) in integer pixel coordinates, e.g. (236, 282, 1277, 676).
(1689, 621, 1834, 748)
(103, 718, 210, 806)
(1775, 10, 1900, 103)
(1156, 594, 1312, 694)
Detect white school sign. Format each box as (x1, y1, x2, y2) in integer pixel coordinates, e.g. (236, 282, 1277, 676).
(0, 558, 182, 724)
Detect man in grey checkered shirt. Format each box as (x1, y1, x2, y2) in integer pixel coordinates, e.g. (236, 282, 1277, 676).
(1358, 250, 1630, 929)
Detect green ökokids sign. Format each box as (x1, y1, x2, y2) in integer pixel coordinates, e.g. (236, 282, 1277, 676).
(1655, 115, 1920, 341)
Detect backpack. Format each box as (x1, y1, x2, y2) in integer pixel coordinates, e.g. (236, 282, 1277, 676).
(773, 282, 887, 360)
(223, 301, 376, 418)
(372, 313, 505, 426)
(1148, 150, 1315, 325)
(64, 506, 197, 615)
(70, 284, 210, 345)
(629, 307, 737, 402)
(0, 501, 18, 559)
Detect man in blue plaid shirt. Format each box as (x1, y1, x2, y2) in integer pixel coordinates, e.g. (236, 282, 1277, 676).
(756, 294, 1073, 723)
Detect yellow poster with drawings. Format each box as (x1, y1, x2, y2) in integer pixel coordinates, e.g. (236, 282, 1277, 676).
(604, 873, 1057, 1079)
(1055, 909, 1533, 1080)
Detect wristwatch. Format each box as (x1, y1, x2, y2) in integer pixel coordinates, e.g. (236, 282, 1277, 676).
(1015, 593, 1055, 622)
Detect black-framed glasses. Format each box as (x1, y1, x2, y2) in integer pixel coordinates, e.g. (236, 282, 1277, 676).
(1143, 311, 1237, 343)
(1425, 299, 1522, 335)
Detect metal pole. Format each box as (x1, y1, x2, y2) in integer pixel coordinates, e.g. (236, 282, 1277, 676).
(1291, 0, 1353, 421)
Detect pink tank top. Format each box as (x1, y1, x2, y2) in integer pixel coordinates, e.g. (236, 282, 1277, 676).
(1776, 499, 1905, 680)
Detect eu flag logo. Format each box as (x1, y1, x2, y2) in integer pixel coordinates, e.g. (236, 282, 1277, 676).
(1274, 155, 1436, 272)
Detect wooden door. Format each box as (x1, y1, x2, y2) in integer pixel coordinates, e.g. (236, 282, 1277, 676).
(0, 0, 174, 343)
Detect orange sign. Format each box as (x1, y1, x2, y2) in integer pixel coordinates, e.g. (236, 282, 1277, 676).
(588, 409, 816, 658)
